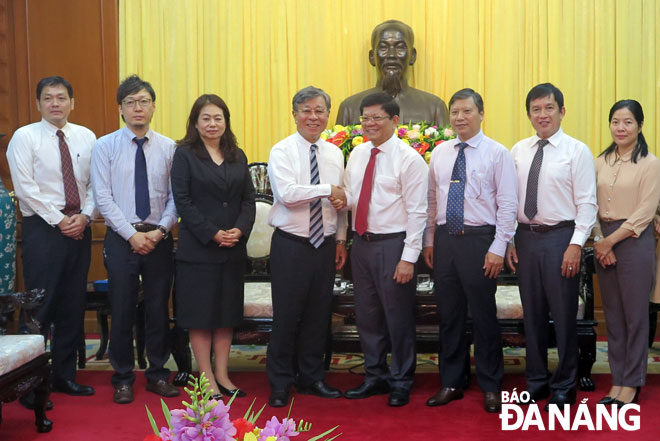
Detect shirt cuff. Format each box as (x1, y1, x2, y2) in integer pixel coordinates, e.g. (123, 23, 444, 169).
(401, 246, 420, 264)
(45, 211, 65, 227)
(117, 223, 138, 241)
(335, 230, 347, 241)
(570, 231, 588, 247)
(318, 183, 332, 198)
(488, 238, 507, 257)
(621, 220, 644, 238)
(423, 226, 435, 247)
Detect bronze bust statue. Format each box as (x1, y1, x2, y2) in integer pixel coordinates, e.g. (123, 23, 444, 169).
(336, 20, 449, 126)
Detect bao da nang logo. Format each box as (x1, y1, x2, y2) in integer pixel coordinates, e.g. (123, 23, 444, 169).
(499, 389, 640, 431)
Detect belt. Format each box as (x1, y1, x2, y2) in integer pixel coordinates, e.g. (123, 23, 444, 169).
(356, 231, 406, 242)
(518, 220, 575, 233)
(132, 223, 158, 233)
(437, 224, 496, 236)
(275, 228, 333, 245)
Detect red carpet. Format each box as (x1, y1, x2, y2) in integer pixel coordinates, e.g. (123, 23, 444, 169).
(2, 371, 658, 440)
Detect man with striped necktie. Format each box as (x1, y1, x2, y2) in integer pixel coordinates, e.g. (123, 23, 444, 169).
(266, 86, 347, 407)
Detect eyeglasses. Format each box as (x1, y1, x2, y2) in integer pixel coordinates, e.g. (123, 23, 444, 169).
(122, 98, 152, 108)
(359, 115, 391, 123)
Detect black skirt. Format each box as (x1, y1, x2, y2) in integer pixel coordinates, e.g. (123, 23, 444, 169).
(175, 260, 244, 329)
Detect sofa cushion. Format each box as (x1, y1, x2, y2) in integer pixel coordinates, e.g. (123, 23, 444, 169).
(243, 282, 586, 321)
(0, 334, 45, 376)
(244, 282, 273, 318)
(495, 285, 585, 320)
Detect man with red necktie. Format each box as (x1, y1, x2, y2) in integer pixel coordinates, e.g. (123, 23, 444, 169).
(342, 92, 428, 407)
(7, 76, 96, 398)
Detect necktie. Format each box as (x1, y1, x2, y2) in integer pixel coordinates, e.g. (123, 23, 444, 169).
(309, 144, 324, 248)
(446, 142, 468, 234)
(524, 139, 550, 221)
(56, 130, 80, 216)
(355, 147, 381, 236)
(134, 137, 151, 220)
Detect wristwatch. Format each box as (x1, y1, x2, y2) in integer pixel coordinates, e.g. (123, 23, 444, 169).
(336, 240, 346, 245)
(593, 235, 601, 243)
(84, 214, 92, 225)
(157, 225, 169, 239)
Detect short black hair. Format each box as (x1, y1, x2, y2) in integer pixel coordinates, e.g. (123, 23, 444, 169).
(525, 83, 564, 114)
(359, 92, 400, 118)
(449, 88, 484, 113)
(116, 74, 156, 104)
(36, 76, 73, 100)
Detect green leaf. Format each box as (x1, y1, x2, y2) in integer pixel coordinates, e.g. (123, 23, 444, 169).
(306, 426, 340, 441)
(286, 396, 295, 419)
(145, 405, 159, 436)
(160, 399, 172, 430)
(226, 389, 238, 406)
(250, 403, 267, 424)
(243, 398, 257, 420)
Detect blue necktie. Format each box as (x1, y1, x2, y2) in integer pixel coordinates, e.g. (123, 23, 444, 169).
(446, 142, 468, 235)
(309, 144, 324, 248)
(134, 137, 150, 221)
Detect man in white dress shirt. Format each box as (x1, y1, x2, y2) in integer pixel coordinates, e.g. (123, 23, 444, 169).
(423, 88, 518, 413)
(266, 86, 347, 407)
(7, 76, 96, 397)
(342, 92, 428, 407)
(506, 83, 597, 409)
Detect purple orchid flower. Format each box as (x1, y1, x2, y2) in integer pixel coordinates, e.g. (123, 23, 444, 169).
(258, 416, 300, 441)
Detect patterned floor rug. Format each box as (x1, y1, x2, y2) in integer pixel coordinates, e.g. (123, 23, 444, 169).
(78, 339, 660, 374)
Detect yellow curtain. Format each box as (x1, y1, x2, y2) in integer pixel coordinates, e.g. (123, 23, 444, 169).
(119, 0, 660, 162)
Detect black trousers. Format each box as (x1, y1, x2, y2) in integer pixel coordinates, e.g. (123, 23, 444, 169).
(21, 215, 91, 383)
(351, 234, 416, 390)
(432, 227, 503, 392)
(104, 229, 174, 386)
(266, 229, 335, 390)
(516, 226, 578, 394)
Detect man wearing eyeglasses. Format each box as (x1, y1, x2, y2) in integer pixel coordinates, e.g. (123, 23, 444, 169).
(423, 88, 518, 413)
(266, 86, 347, 408)
(342, 92, 428, 406)
(7, 76, 96, 401)
(91, 75, 179, 404)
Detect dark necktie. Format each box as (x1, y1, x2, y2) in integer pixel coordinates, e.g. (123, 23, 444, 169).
(56, 130, 80, 216)
(134, 137, 151, 220)
(355, 147, 381, 236)
(446, 142, 468, 234)
(309, 144, 324, 248)
(524, 139, 550, 221)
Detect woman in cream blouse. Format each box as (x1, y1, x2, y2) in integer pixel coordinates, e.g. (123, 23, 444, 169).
(593, 100, 660, 407)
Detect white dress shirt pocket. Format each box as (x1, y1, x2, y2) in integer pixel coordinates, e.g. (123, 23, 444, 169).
(375, 175, 401, 194)
(74, 150, 92, 181)
(466, 170, 483, 199)
(544, 160, 571, 191)
(322, 160, 343, 186)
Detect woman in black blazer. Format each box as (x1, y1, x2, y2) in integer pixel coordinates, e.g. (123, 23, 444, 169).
(171, 94, 255, 398)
